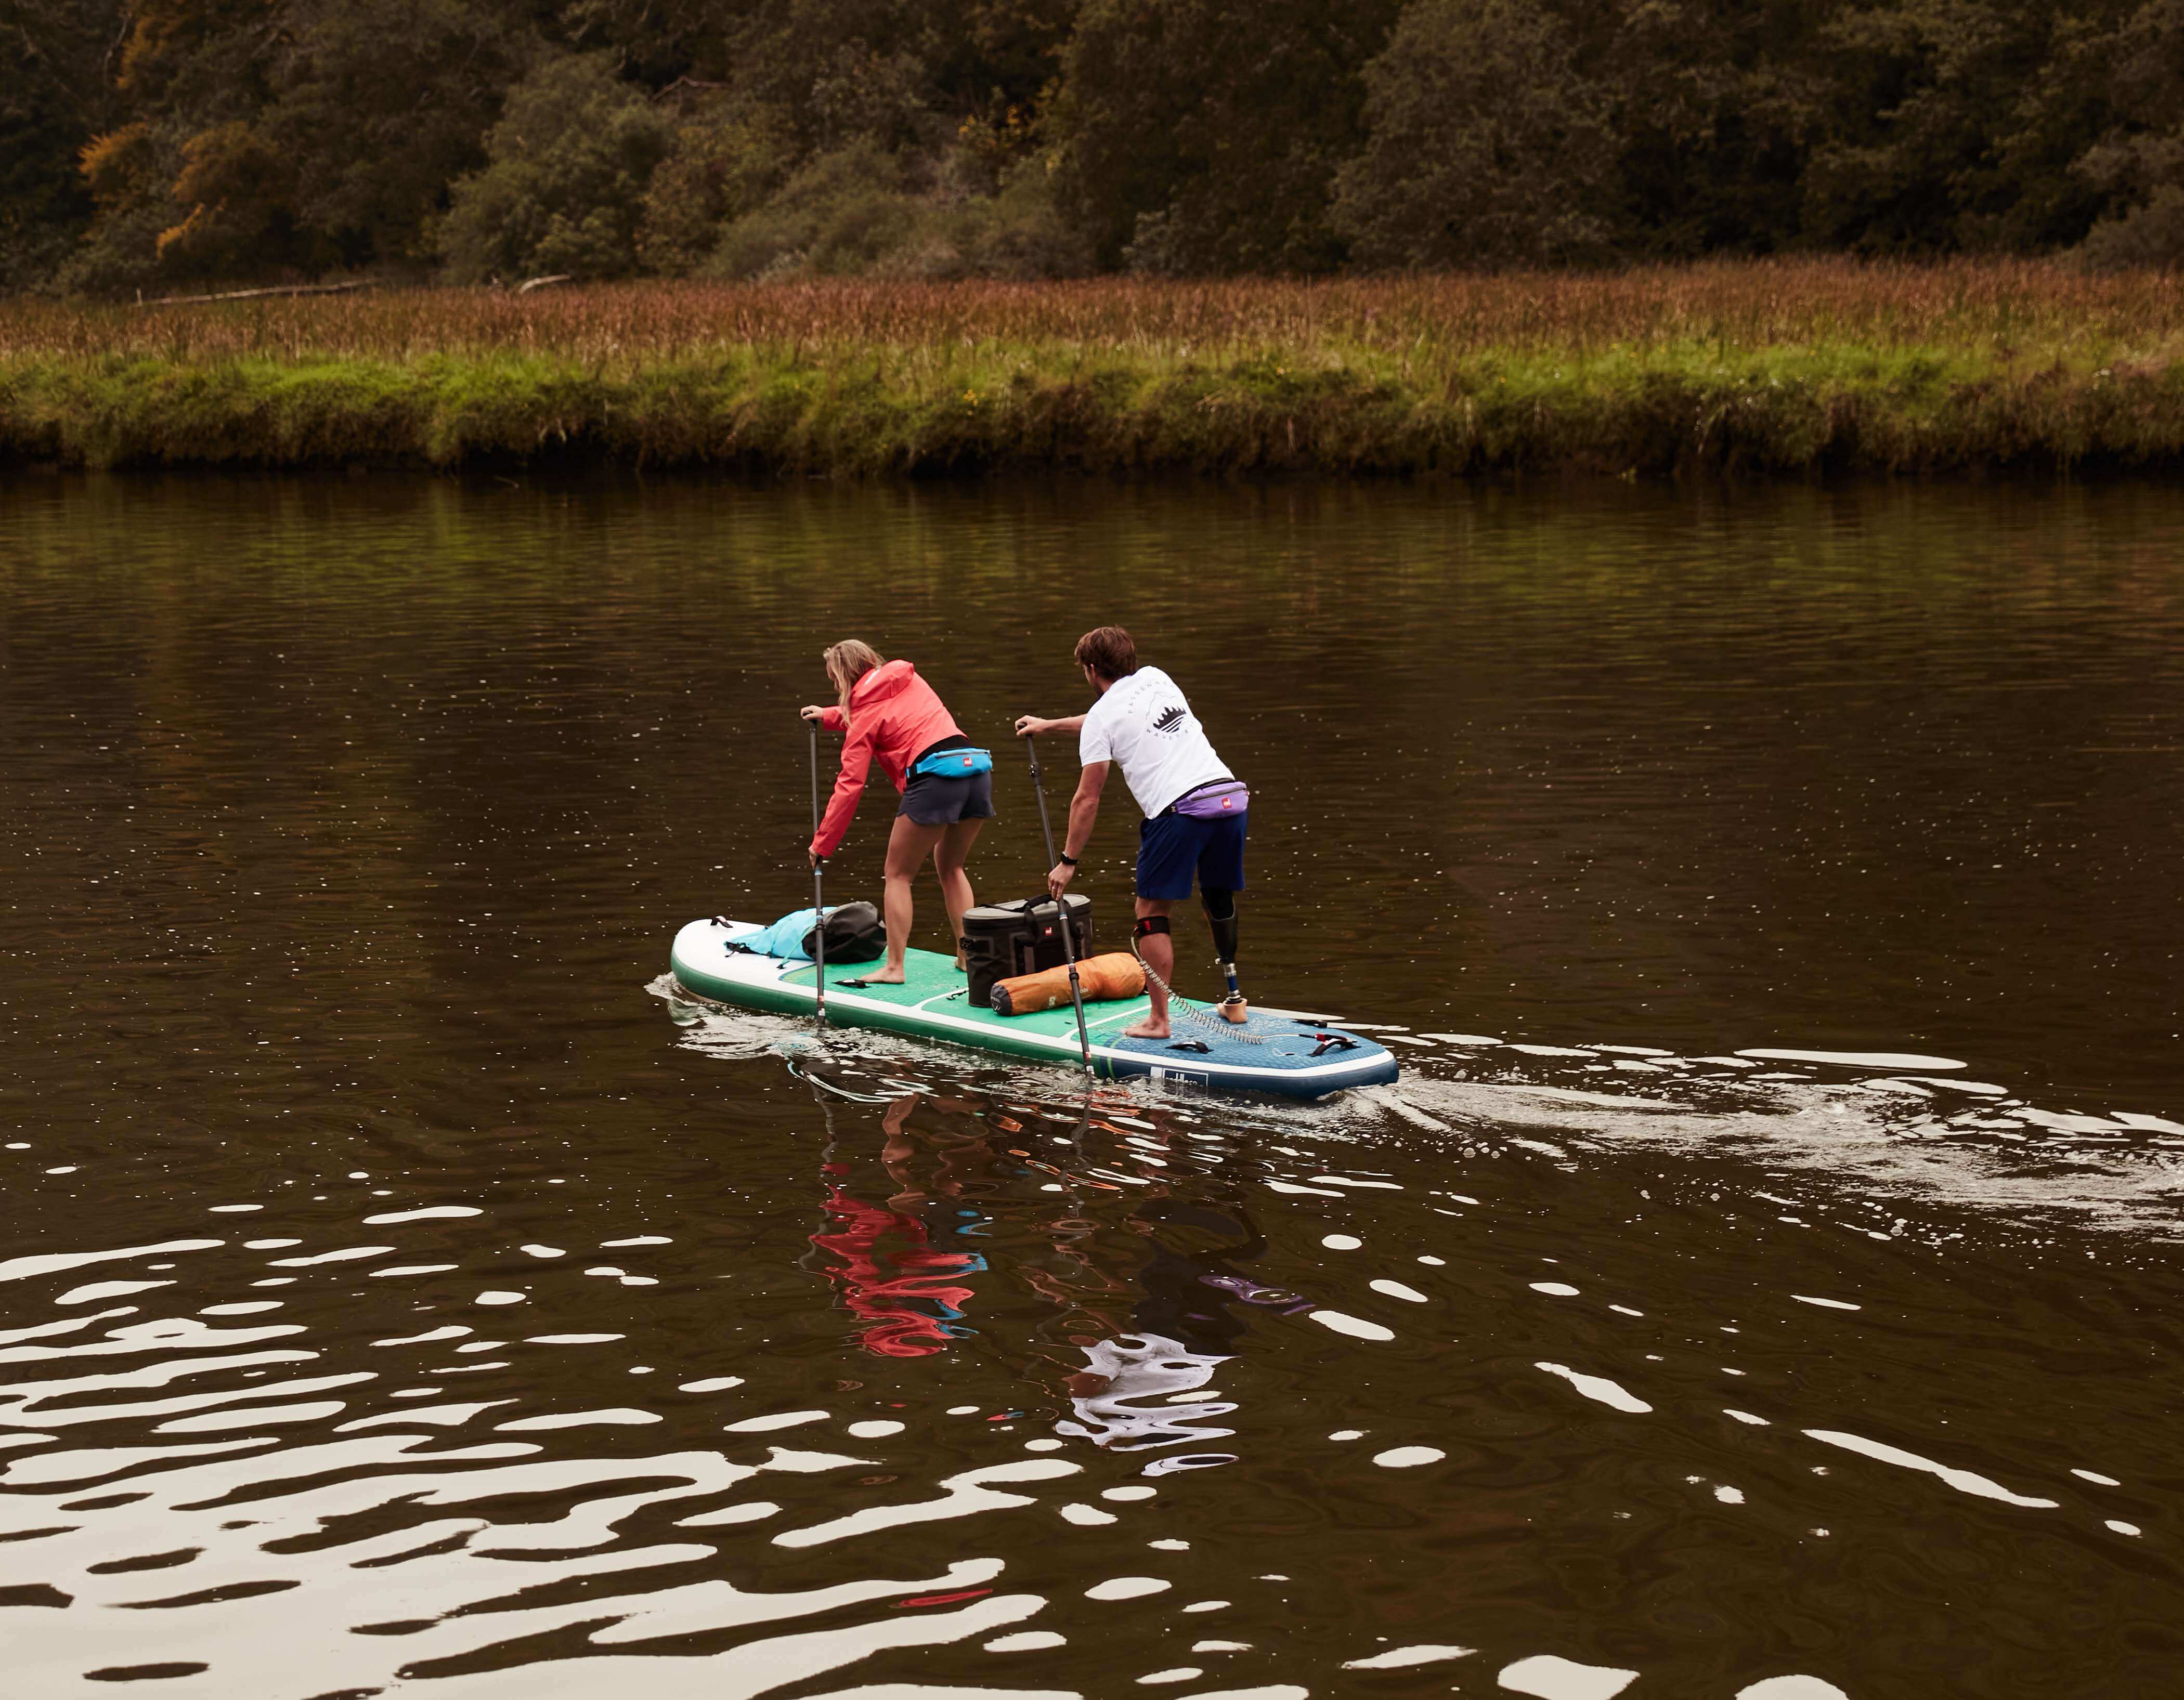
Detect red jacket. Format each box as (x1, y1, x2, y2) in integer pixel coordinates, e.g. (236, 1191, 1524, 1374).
(811, 659, 965, 858)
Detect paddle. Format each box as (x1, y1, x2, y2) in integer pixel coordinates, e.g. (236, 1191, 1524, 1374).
(808, 715, 827, 1035)
(1023, 730, 1095, 1078)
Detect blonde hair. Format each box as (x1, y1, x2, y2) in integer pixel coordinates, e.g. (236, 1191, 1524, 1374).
(823, 639, 884, 711)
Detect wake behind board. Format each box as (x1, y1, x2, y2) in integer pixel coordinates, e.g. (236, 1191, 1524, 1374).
(670, 918, 1398, 1101)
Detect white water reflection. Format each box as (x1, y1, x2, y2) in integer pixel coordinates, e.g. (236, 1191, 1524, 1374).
(1056, 1337, 1236, 1458)
(1536, 1364, 1652, 1416)
(666, 984, 2184, 1243)
(1803, 1429, 2060, 1510)
(2, 1035, 2175, 1697)
(1500, 1654, 1640, 1699)
(1383, 1061, 2184, 1239)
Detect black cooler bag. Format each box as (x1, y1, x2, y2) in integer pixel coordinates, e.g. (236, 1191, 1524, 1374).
(959, 895, 1093, 1010)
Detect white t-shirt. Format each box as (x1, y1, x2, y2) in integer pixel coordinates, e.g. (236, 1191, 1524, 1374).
(1079, 666, 1233, 819)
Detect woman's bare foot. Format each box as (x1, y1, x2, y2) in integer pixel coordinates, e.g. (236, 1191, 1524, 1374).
(1121, 1016, 1171, 1040)
(861, 966, 907, 985)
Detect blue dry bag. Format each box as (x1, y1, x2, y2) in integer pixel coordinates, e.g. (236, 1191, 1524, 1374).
(744, 908, 821, 960)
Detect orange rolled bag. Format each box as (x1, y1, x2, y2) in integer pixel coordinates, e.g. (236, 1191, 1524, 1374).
(989, 952, 1145, 1017)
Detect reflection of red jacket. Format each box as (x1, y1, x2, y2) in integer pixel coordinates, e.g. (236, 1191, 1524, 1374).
(811, 1184, 978, 1358)
(811, 660, 964, 858)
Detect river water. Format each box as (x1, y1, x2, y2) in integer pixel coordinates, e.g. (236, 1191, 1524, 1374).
(2, 472, 2180, 1700)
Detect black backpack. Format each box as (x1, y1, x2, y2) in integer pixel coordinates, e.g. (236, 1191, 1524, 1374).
(803, 900, 887, 964)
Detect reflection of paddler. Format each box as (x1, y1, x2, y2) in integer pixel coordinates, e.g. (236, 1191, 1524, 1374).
(1126, 1200, 1305, 1356)
(806, 1083, 986, 1361)
(808, 1160, 985, 1357)
(1056, 1200, 1306, 1463)
(1059, 1332, 1235, 1454)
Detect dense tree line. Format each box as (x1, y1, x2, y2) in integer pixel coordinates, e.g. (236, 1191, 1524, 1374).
(7, 0, 2184, 293)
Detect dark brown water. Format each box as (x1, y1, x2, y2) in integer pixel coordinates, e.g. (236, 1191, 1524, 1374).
(3, 472, 2182, 1700)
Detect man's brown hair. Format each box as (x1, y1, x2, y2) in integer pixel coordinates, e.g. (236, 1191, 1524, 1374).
(1073, 625, 1138, 681)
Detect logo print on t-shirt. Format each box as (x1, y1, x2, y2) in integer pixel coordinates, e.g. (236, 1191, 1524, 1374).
(1151, 705, 1188, 736)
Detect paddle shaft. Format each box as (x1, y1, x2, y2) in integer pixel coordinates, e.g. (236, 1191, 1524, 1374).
(1024, 733, 1094, 1076)
(809, 718, 826, 1032)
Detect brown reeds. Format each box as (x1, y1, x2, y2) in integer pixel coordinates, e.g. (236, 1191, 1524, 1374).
(8, 260, 2183, 363)
(3, 260, 2181, 475)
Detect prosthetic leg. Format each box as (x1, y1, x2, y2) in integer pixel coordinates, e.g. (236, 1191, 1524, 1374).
(1201, 889, 1247, 1022)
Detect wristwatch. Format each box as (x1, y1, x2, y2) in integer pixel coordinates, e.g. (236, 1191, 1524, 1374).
(1058, 852, 1079, 867)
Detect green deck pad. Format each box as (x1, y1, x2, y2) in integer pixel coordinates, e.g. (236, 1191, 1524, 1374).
(783, 945, 1152, 1040)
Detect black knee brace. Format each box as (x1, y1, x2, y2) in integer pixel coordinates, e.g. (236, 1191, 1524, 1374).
(1133, 915, 1172, 940)
(1200, 888, 1239, 963)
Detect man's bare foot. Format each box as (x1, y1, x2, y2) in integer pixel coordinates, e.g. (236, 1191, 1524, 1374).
(861, 967, 907, 985)
(1121, 1017, 1171, 1040)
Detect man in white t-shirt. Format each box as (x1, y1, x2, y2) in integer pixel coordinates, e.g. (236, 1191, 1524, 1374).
(1013, 625, 1249, 1040)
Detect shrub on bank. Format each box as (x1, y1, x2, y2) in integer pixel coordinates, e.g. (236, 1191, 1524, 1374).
(439, 55, 673, 284)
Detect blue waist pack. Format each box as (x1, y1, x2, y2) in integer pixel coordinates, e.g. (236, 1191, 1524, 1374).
(913, 746, 993, 778)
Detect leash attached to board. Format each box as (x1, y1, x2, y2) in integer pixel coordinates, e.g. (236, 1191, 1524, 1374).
(1023, 731, 1095, 1078)
(808, 716, 828, 1035)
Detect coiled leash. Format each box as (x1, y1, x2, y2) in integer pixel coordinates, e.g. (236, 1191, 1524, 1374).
(1129, 914, 1268, 1048)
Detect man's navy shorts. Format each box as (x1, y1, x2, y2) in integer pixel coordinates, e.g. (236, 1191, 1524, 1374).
(1136, 809, 1248, 901)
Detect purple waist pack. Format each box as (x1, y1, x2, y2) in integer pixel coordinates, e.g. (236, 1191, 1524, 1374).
(1173, 779, 1250, 819)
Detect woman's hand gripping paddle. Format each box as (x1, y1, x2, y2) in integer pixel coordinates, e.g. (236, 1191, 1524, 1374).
(1022, 731, 1095, 1078)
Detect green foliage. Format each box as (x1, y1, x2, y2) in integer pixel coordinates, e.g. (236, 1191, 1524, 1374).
(556, 0, 747, 87)
(51, 0, 290, 290)
(2074, 0, 2184, 265)
(937, 159, 1093, 278)
(56, 122, 177, 294)
(2079, 185, 2184, 266)
(15, 0, 2184, 292)
(265, 0, 531, 266)
(1332, 0, 1614, 269)
(724, 0, 945, 152)
(1049, 0, 1401, 272)
(635, 103, 796, 274)
(707, 145, 1088, 279)
(0, 0, 129, 289)
(41, 0, 529, 290)
(1595, 0, 1823, 258)
(709, 143, 920, 278)
(1800, 0, 2116, 253)
(925, 0, 1082, 120)
(440, 52, 672, 282)
(154, 117, 313, 278)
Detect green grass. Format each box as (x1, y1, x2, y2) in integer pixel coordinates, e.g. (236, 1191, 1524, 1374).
(5, 265, 2183, 475)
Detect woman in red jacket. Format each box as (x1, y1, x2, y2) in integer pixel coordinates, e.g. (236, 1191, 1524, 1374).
(802, 640, 993, 984)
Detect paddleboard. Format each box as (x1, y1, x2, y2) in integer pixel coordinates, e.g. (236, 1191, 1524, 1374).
(670, 918, 1399, 1100)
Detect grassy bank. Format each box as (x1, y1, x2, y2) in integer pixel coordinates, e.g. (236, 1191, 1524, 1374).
(5, 262, 2183, 477)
